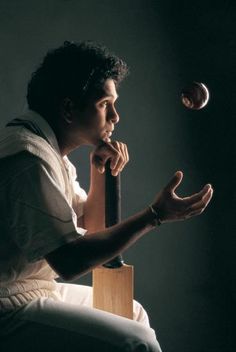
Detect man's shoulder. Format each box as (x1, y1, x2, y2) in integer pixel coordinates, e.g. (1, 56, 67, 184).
(0, 151, 43, 186)
(0, 150, 41, 168)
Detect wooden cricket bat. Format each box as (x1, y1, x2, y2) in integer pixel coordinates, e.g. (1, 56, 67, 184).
(93, 162, 134, 319)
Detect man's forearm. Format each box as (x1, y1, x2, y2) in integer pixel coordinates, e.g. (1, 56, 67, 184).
(46, 206, 156, 281)
(83, 155, 106, 232)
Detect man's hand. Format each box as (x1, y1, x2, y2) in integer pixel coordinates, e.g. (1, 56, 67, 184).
(152, 171, 213, 223)
(91, 141, 129, 176)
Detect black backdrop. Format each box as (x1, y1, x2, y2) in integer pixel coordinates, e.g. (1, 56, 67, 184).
(0, 1, 235, 351)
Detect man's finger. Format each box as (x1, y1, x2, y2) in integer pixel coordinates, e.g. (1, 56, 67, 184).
(111, 155, 124, 176)
(110, 142, 121, 170)
(164, 171, 183, 193)
(188, 187, 213, 212)
(123, 144, 129, 164)
(110, 143, 129, 176)
(92, 142, 119, 172)
(185, 208, 204, 219)
(92, 154, 109, 173)
(183, 184, 212, 206)
(99, 141, 118, 157)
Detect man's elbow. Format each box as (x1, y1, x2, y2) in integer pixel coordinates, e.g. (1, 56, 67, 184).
(44, 244, 94, 282)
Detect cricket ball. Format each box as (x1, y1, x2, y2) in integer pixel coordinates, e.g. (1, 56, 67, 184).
(181, 82, 210, 110)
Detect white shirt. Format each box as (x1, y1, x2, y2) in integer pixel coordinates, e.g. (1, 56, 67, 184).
(0, 111, 87, 311)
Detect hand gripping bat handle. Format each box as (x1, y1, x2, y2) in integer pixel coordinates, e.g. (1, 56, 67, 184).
(103, 160, 124, 268)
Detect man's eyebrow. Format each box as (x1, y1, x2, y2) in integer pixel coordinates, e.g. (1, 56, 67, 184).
(99, 93, 119, 100)
(103, 93, 119, 99)
(94, 91, 119, 101)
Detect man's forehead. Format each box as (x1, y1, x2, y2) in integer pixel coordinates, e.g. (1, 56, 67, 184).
(96, 79, 118, 99)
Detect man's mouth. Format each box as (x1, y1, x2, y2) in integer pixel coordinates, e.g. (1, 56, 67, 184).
(102, 131, 112, 143)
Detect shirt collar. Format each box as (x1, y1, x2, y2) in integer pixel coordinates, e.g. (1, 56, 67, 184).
(19, 110, 61, 155)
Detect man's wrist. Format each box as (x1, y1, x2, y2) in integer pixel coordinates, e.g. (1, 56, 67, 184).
(148, 205, 162, 227)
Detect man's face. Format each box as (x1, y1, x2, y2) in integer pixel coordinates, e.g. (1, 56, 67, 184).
(71, 79, 119, 146)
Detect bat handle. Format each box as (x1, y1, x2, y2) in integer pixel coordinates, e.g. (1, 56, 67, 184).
(103, 161, 124, 268)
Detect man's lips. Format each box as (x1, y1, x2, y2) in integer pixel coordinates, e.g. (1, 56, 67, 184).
(102, 130, 113, 142)
(106, 131, 112, 138)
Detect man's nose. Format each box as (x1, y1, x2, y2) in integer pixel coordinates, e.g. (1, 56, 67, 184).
(108, 107, 119, 124)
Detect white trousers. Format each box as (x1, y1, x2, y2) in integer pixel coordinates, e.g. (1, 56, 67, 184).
(0, 283, 162, 352)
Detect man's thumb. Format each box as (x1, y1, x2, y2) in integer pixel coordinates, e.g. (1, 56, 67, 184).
(165, 171, 183, 193)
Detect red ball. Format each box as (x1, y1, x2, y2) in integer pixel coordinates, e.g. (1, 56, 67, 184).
(181, 82, 209, 110)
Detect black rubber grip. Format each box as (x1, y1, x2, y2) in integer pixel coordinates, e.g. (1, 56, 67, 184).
(103, 161, 124, 268)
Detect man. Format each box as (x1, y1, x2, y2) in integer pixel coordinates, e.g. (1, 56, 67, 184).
(0, 41, 213, 351)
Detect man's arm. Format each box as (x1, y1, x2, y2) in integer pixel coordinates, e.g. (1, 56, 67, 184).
(82, 154, 106, 232)
(82, 141, 129, 232)
(46, 206, 154, 281)
(45, 171, 213, 281)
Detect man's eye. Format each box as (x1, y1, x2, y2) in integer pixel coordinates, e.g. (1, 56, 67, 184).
(101, 101, 108, 107)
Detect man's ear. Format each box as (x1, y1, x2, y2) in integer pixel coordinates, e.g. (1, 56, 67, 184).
(60, 97, 75, 123)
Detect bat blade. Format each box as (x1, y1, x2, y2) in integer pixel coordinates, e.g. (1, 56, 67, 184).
(93, 264, 134, 319)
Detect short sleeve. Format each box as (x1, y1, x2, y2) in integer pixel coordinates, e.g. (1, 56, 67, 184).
(8, 159, 87, 262)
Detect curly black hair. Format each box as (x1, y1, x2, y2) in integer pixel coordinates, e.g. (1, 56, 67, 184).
(27, 41, 129, 119)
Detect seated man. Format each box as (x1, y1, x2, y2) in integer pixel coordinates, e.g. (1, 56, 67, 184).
(0, 41, 213, 352)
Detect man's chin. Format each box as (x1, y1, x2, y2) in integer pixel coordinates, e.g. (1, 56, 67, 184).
(102, 136, 111, 143)
(94, 137, 111, 146)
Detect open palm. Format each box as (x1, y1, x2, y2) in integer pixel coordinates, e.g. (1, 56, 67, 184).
(152, 171, 213, 224)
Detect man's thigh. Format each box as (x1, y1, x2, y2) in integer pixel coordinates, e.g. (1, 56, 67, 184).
(1, 320, 125, 352)
(1, 297, 161, 352)
(57, 282, 151, 326)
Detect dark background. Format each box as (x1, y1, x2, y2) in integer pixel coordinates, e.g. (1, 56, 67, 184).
(0, 1, 235, 351)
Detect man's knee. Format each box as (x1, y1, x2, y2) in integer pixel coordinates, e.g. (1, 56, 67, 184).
(133, 299, 150, 327)
(123, 322, 162, 352)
